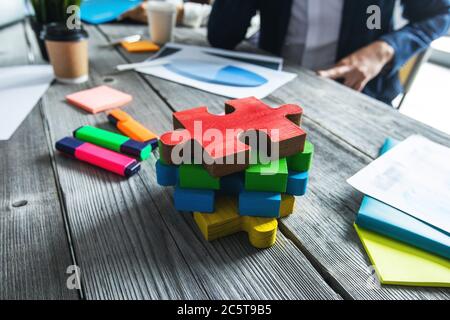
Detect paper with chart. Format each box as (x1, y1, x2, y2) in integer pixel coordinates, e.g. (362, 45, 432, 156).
(347, 135, 450, 234)
(136, 46, 296, 99)
(0, 65, 53, 140)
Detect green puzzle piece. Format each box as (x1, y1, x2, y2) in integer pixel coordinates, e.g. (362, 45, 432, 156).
(245, 158, 288, 193)
(179, 164, 220, 190)
(287, 140, 314, 172)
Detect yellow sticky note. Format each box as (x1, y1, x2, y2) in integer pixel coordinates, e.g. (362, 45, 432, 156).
(355, 224, 450, 287)
(121, 40, 160, 53)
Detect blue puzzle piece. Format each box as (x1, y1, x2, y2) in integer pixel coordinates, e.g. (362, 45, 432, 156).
(156, 160, 178, 186)
(238, 191, 281, 218)
(174, 187, 215, 213)
(219, 173, 244, 195)
(286, 171, 308, 196)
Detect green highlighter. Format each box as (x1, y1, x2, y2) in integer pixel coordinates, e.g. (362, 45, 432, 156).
(73, 125, 152, 160)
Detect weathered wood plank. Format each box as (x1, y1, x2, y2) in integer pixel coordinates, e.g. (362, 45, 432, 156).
(99, 23, 450, 300)
(269, 68, 450, 158)
(283, 117, 450, 300)
(38, 24, 340, 299)
(0, 22, 78, 299)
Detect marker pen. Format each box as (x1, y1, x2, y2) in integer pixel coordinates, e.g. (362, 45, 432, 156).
(55, 137, 141, 177)
(73, 125, 152, 160)
(108, 109, 158, 149)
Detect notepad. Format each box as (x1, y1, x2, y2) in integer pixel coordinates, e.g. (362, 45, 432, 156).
(355, 225, 450, 287)
(121, 40, 160, 53)
(348, 135, 450, 234)
(66, 85, 132, 114)
(355, 138, 450, 260)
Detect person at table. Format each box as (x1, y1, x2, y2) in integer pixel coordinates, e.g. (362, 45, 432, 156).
(119, 0, 213, 28)
(207, 0, 450, 105)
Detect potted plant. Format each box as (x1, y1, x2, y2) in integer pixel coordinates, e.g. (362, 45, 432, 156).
(29, 0, 82, 60)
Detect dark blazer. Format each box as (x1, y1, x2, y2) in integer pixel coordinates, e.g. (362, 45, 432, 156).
(207, 0, 450, 104)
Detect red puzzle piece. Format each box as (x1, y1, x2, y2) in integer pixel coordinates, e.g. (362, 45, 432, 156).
(160, 97, 306, 177)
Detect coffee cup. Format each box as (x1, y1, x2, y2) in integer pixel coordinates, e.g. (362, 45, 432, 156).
(146, 1, 177, 45)
(43, 23, 89, 84)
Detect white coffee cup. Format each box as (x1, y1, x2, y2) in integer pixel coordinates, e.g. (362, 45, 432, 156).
(146, 1, 177, 45)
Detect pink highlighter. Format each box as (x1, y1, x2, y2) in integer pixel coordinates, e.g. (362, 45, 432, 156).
(55, 137, 140, 177)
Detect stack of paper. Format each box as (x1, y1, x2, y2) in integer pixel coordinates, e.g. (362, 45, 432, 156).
(130, 43, 297, 99)
(348, 136, 450, 287)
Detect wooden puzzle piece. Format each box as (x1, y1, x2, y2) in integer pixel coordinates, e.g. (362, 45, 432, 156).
(287, 140, 314, 172)
(286, 171, 309, 196)
(219, 172, 244, 195)
(280, 194, 295, 218)
(156, 160, 178, 186)
(245, 158, 288, 193)
(174, 187, 215, 213)
(160, 97, 306, 177)
(238, 191, 281, 218)
(178, 164, 220, 190)
(194, 196, 278, 249)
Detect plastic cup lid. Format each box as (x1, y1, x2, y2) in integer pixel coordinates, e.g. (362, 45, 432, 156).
(147, 1, 177, 13)
(42, 23, 89, 42)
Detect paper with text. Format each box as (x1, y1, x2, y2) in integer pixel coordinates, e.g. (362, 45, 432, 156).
(348, 135, 450, 234)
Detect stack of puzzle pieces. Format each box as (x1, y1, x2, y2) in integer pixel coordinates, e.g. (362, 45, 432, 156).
(155, 97, 314, 248)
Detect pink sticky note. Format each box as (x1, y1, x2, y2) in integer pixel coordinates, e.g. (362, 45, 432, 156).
(66, 85, 132, 114)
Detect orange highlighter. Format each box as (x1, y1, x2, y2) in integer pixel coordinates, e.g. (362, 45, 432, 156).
(108, 109, 158, 149)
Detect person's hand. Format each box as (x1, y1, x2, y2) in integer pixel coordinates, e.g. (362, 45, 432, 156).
(317, 41, 395, 92)
(118, 3, 148, 23)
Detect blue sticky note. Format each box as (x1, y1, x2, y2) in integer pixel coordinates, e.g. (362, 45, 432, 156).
(355, 138, 450, 260)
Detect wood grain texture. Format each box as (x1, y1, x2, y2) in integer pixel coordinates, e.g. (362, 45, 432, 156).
(0, 22, 78, 299)
(38, 24, 339, 299)
(269, 68, 450, 157)
(98, 23, 450, 300)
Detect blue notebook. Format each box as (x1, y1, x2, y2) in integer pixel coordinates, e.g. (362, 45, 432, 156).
(80, 0, 142, 24)
(355, 138, 450, 260)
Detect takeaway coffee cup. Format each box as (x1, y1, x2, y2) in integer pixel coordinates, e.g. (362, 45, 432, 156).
(43, 23, 89, 84)
(146, 1, 177, 45)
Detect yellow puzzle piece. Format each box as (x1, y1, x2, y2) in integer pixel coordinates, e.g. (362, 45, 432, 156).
(280, 194, 295, 218)
(355, 224, 450, 287)
(194, 196, 279, 249)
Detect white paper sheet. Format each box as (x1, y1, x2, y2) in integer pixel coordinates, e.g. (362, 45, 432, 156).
(136, 46, 296, 99)
(347, 135, 450, 234)
(0, 65, 53, 140)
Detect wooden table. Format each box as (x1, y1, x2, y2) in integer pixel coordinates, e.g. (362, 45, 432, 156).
(1, 21, 449, 300)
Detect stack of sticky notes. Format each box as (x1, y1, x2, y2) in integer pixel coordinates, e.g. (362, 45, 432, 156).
(354, 138, 450, 287)
(155, 97, 314, 249)
(66, 85, 132, 114)
(121, 40, 160, 53)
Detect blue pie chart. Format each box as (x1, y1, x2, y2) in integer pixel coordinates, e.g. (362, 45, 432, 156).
(164, 59, 268, 87)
